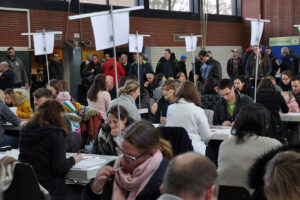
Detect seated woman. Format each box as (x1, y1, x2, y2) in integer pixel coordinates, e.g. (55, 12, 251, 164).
(201, 77, 220, 110)
(166, 81, 211, 154)
(281, 91, 299, 112)
(82, 121, 173, 200)
(92, 105, 134, 155)
(152, 79, 178, 124)
(87, 74, 111, 120)
(0, 90, 21, 148)
(266, 76, 283, 93)
(47, 79, 59, 97)
(278, 70, 293, 91)
(13, 88, 33, 119)
(233, 75, 254, 99)
(4, 88, 16, 107)
(176, 72, 186, 87)
(218, 103, 282, 194)
(19, 100, 82, 199)
(108, 80, 141, 121)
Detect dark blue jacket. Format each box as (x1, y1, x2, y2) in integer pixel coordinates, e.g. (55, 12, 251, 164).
(280, 54, 294, 72)
(0, 70, 14, 90)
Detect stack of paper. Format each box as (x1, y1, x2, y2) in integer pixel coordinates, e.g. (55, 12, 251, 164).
(72, 158, 107, 170)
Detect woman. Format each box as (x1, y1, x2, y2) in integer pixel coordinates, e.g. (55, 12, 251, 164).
(87, 74, 111, 120)
(201, 77, 220, 110)
(82, 120, 173, 200)
(19, 100, 82, 199)
(152, 79, 178, 124)
(256, 79, 289, 140)
(92, 105, 134, 155)
(264, 151, 300, 200)
(108, 80, 141, 121)
(4, 88, 16, 107)
(0, 90, 21, 148)
(218, 103, 282, 194)
(166, 81, 211, 154)
(47, 79, 59, 97)
(176, 72, 186, 86)
(278, 70, 293, 91)
(233, 75, 254, 99)
(13, 88, 33, 119)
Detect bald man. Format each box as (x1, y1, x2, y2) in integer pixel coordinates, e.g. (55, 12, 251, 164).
(105, 75, 117, 100)
(0, 61, 14, 90)
(159, 152, 218, 200)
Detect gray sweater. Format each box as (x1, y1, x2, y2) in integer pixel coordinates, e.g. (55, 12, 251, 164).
(0, 102, 22, 143)
(108, 94, 141, 121)
(3, 56, 28, 85)
(218, 135, 282, 193)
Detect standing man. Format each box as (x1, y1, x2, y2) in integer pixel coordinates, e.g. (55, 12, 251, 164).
(0, 61, 14, 91)
(227, 49, 243, 82)
(129, 53, 154, 85)
(156, 49, 179, 79)
(280, 47, 294, 73)
(3, 47, 28, 88)
(102, 54, 125, 85)
(43, 52, 63, 83)
(265, 46, 280, 76)
(178, 55, 188, 79)
(104, 53, 110, 62)
(120, 54, 131, 76)
(80, 54, 93, 79)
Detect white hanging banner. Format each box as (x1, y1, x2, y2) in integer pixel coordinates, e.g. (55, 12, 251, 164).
(91, 12, 129, 51)
(184, 36, 198, 52)
(251, 21, 264, 46)
(33, 34, 55, 56)
(129, 35, 144, 53)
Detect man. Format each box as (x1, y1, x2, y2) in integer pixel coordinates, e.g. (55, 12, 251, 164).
(120, 54, 131, 76)
(243, 45, 254, 68)
(33, 87, 53, 109)
(82, 54, 102, 89)
(158, 152, 217, 200)
(245, 46, 272, 84)
(102, 54, 125, 85)
(291, 75, 300, 107)
(213, 79, 252, 126)
(104, 53, 110, 62)
(156, 49, 179, 79)
(280, 47, 294, 73)
(289, 48, 299, 75)
(129, 53, 154, 85)
(2, 47, 28, 88)
(43, 52, 63, 83)
(178, 55, 187, 79)
(226, 49, 243, 81)
(195, 50, 222, 82)
(80, 54, 93, 79)
(144, 72, 155, 98)
(0, 61, 14, 91)
(105, 75, 116, 100)
(265, 46, 280, 76)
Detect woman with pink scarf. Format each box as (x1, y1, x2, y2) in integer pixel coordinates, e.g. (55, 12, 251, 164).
(82, 121, 173, 200)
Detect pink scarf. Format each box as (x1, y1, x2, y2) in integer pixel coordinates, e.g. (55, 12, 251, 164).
(112, 150, 163, 200)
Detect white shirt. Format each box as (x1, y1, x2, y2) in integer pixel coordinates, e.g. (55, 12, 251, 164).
(166, 98, 211, 154)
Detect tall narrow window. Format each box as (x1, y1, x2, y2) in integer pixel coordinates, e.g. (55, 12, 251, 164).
(149, 0, 169, 10)
(218, 0, 232, 15)
(171, 0, 191, 12)
(204, 0, 217, 14)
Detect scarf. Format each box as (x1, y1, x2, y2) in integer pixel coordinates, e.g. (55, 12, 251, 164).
(112, 150, 163, 200)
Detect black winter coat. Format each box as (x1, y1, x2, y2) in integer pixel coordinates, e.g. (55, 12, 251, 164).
(201, 92, 220, 110)
(152, 97, 170, 123)
(195, 57, 222, 81)
(213, 91, 253, 125)
(19, 122, 75, 197)
(248, 144, 300, 200)
(44, 60, 63, 82)
(81, 159, 169, 200)
(156, 57, 179, 79)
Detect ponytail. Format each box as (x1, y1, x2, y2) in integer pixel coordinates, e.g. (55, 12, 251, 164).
(158, 138, 173, 161)
(118, 80, 140, 95)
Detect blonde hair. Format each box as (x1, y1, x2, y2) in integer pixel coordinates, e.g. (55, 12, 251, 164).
(264, 151, 300, 200)
(0, 90, 4, 103)
(281, 91, 293, 103)
(119, 80, 140, 95)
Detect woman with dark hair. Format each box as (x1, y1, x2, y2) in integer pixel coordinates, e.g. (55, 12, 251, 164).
(176, 72, 186, 86)
(201, 77, 220, 110)
(166, 81, 211, 154)
(278, 70, 293, 91)
(19, 100, 82, 199)
(47, 79, 58, 97)
(234, 75, 254, 99)
(87, 74, 111, 120)
(92, 105, 134, 155)
(256, 79, 289, 141)
(82, 120, 173, 200)
(218, 103, 282, 194)
(4, 88, 16, 107)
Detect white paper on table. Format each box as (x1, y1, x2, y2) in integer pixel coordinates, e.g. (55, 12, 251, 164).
(91, 12, 129, 51)
(33, 34, 55, 56)
(129, 35, 144, 53)
(250, 21, 264, 46)
(184, 36, 198, 52)
(71, 158, 107, 170)
(9, 107, 17, 116)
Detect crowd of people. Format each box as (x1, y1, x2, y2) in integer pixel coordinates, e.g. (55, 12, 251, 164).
(0, 45, 299, 200)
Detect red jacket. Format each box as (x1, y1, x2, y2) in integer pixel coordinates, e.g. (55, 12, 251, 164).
(102, 59, 125, 85)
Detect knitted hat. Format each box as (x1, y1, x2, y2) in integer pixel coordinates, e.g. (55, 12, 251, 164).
(57, 91, 71, 102)
(62, 101, 76, 113)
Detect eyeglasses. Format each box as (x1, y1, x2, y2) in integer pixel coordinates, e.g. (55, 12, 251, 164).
(282, 78, 290, 81)
(115, 147, 145, 162)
